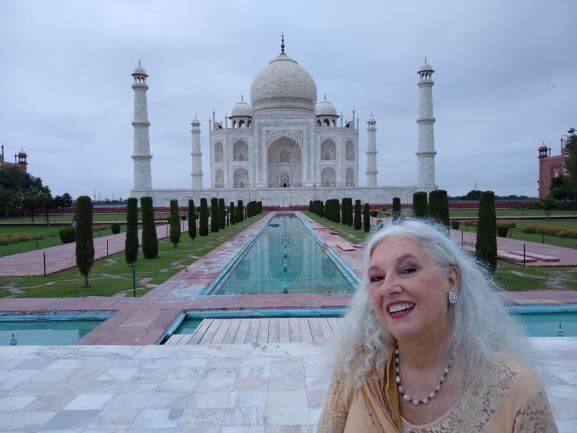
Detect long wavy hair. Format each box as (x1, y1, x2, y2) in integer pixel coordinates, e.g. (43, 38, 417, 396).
(335, 218, 534, 393)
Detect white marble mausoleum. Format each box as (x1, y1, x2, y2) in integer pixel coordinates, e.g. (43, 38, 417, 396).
(130, 38, 438, 206)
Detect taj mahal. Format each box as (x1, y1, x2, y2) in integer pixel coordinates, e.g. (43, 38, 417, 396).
(130, 38, 438, 206)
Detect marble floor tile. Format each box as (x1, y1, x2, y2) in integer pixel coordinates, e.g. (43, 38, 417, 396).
(39, 410, 99, 431)
(265, 406, 311, 426)
(177, 408, 226, 429)
(268, 390, 307, 408)
(105, 391, 153, 409)
(0, 394, 38, 411)
(130, 408, 184, 429)
(187, 391, 231, 409)
(229, 391, 267, 408)
(64, 393, 114, 410)
(85, 408, 139, 429)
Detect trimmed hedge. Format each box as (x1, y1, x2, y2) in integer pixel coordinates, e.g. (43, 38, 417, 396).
(125, 197, 138, 264)
(0, 232, 42, 246)
(111, 223, 121, 234)
(141, 196, 158, 259)
(169, 199, 181, 247)
(413, 191, 428, 218)
(363, 203, 370, 233)
(199, 198, 209, 236)
(188, 199, 197, 240)
(75, 196, 95, 287)
(59, 227, 76, 244)
(475, 191, 497, 274)
(428, 190, 449, 229)
(522, 225, 577, 238)
(450, 221, 460, 230)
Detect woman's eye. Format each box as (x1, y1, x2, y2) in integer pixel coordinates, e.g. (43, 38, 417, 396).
(369, 275, 384, 283)
(401, 267, 416, 274)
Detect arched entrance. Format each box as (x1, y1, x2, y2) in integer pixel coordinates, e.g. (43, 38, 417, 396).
(267, 137, 302, 187)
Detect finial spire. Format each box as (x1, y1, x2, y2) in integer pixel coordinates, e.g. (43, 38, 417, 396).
(241, 94, 244, 102)
(323, 93, 326, 101)
(424, 56, 427, 63)
(281, 33, 285, 54)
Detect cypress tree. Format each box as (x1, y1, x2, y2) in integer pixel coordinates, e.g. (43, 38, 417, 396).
(229, 202, 236, 225)
(218, 198, 226, 229)
(341, 198, 347, 225)
(210, 197, 219, 232)
(169, 199, 181, 247)
(75, 196, 94, 287)
(392, 197, 401, 222)
(354, 199, 362, 230)
(429, 190, 450, 229)
(476, 191, 497, 274)
(346, 198, 353, 226)
(363, 203, 370, 233)
(125, 197, 138, 265)
(413, 191, 429, 218)
(141, 196, 159, 258)
(319, 201, 324, 217)
(237, 200, 244, 222)
(199, 198, 209, 236)
(188, 199, 196, 240)
(335, 200, 341, 223)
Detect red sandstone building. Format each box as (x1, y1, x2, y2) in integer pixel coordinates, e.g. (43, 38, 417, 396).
(538, 137, 568, 198)
(0, 145, 28, 173)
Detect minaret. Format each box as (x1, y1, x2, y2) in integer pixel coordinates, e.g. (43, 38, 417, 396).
(190, 116, 203, 189)
(416, 59, 437, 190)
(131, 61, 152, 191)
(366, 114, 378, 187)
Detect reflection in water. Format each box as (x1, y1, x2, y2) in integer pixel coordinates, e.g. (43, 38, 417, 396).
(216, 213, 354, 295)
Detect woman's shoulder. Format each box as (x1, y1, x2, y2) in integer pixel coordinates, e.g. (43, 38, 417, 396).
(494, 354, 546, 408)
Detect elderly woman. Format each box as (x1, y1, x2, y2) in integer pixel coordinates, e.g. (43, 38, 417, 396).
(318, 219, 557, 433)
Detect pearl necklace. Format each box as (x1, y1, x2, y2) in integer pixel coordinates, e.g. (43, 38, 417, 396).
(394, 348, 453, 406)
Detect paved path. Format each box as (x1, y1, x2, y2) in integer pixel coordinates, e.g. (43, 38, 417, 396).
(451, 229, 577, 266)
(0, 222, 182, 277)
(0, 339, 575, 432)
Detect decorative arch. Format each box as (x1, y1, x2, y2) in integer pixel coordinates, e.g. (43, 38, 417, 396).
(238, 119, 245, 128)
(233, 140, 248, 161)
(321, 139, 336, 161)
(214, 142, 223, 163)
(234, 168, 249, 188)
(345, 167, 355, 187)
(346, 141, 355, 161)
(215, 169, 224, 188)
(321, 166, 336, 187)
(267, 136, 302, 188)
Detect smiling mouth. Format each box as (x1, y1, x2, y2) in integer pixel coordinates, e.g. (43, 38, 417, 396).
(387, 302, 415, 319)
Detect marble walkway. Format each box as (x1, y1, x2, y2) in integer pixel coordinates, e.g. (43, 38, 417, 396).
(0, 338, 576, 432)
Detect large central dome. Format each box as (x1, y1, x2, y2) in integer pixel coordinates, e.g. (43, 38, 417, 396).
(250, 51, 317, 113)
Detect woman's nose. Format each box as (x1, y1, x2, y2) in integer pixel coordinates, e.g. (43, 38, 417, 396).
(381, 275, 402, 296)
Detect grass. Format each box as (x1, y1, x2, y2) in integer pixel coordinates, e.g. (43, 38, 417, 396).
(458, 219, 577, 249)
(304, 212, 368, 244)
(0, 215, 262, 298)
(0, 224, 135, 257)
(449, 208, 576, 218)
(305, 212, 577, 292)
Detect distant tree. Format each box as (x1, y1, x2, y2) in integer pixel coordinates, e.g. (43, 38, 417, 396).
(548, 176, 572, 201)
(363, 203, 370, 233)
(210, 198, 219, 233)
(229, 202, 236, 225)
(13, 185, 51, 222)
(536, 197, 562, 219)
(140, 196, 158, 258)
(354, 200, 362, 230)
(188, 199, 196, 240)
(475, 191, 497, 274)
(75, 196, 94, 287)
(169, 199, 181, 247)
(199, 198, 209, 236)
(412, 192, 428, 218)
(218, 198, 226, 229)
(428, 190, 450, 229)
(125, 198, 138, 264)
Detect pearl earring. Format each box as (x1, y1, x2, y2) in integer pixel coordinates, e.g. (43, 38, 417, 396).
(448, 289, 458, 304)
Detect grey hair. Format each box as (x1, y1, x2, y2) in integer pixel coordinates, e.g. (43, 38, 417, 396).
(336, 218, 534, 392)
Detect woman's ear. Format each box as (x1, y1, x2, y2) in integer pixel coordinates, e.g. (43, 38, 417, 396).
(448, 265, 460, 294)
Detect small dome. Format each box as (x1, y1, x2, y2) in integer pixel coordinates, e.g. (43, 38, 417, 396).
(17, 149, 27, 157)
(367, 113, 376, 123)
(230, 98, 253, 117)
(316, 96, 337, 116)
(250, 51, 317, 112)
(539, 145, 548, 151)
(133, 61, 147, 76)
(418, 59, 434, 73)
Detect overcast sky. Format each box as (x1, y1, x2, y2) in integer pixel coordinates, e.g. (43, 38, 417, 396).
(1, 1, 576, 199)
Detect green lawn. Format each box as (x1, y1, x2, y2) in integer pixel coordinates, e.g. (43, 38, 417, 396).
(304, 212, 368, 244)
(449, 208, 576, 218)
(459, 219, 577, 249)
(305, 212, 577, 292)
(0, 212, 180, 224)
(0, 215, 262, 298)
(0, 224, 135, 257)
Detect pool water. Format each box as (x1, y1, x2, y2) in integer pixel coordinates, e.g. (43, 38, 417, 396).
(513, 311, 577, 337)
(213, 213, 355, 295)
(174, 319, 202, 334)
(0, 319, 104, 345)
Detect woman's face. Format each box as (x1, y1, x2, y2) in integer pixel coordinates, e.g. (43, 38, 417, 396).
(368, 236, 458, 343)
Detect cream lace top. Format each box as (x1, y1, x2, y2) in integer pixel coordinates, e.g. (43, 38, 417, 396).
(317, 357, 558, 433)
